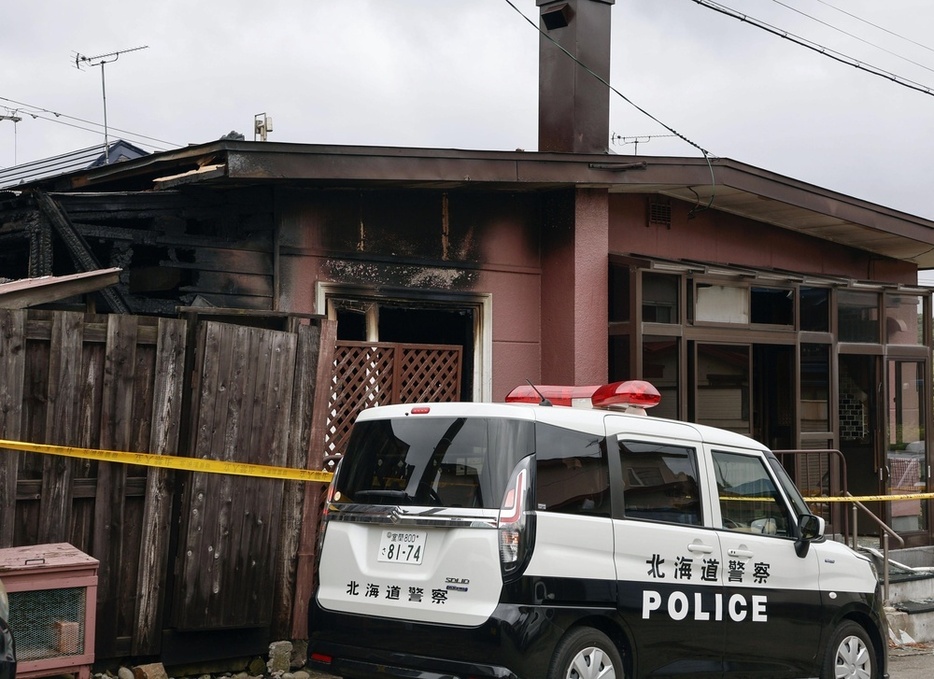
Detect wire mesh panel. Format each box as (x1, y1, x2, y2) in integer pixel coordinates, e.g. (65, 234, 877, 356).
(9, 587, 86, 660)
(326, 342, 463, 457)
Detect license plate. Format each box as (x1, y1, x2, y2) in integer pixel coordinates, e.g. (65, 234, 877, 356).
(378, 530, 426, 564)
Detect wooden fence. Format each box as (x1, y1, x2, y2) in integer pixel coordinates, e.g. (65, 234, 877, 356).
(0, 309, 332, 662)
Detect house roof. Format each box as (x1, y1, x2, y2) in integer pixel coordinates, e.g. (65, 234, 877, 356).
(11, 139, 934, 268)
(0, 140, 148, 189)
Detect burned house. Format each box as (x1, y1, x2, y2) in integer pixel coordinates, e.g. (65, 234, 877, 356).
(1, 0, 934, 666)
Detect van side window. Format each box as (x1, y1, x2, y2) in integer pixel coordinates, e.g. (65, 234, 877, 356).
(713, 450, 792, 536)
(535, 424, 610, 517)
(619, 440, 701, 525)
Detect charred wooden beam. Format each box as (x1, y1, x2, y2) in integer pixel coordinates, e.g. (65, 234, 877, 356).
(33, 190, 131, 313)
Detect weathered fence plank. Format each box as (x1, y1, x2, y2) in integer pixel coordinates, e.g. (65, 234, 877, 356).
(93, 315, 139, 656)
(133, 318, 187, 654)
(38, 311, 84, 543)
(0, 309, 26, 546)
(291, 319, 337, 639)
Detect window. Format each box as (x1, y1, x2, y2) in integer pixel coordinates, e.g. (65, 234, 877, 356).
(642, 272, 679, 324)
(800, 287, 830, 332)
(751, 287, 794, 326)
(335, 417, 535, 509)
(838, 290, 880, 343)
(800, 344, 830, 433)
(695, 283, 748, 324)
(536, 424, 610, 517)
(885, 294, 924, 345)
(619, 440, 701, 525)
(712, 450, 792, 536)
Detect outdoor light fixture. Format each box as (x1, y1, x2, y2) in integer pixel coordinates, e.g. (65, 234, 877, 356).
(541, 3, 572, 30)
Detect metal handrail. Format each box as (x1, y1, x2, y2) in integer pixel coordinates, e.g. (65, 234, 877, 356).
(846, 492, 905, 604)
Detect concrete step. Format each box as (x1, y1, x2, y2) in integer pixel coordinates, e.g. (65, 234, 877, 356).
(870, 546, 934, 644)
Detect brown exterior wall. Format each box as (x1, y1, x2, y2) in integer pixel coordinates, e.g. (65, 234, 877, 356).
(609, 194, 917, 283)
(275, 188, 546, 399)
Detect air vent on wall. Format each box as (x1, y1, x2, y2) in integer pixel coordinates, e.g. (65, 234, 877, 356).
(648, 197, 672, 229)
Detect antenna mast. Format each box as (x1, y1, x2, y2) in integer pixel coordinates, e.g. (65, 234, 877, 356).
(74, 45, 149, 164)
(0, 112, 22, 165)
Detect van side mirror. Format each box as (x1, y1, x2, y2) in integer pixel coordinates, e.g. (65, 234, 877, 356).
(794, 514, 825, 558)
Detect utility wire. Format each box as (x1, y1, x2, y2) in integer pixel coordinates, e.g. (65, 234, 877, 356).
(814, 0, 934, 57)
(501, 0, 718, 216)
(0, 95, 180, 152)
(769, 0, 934, 75)
(692, 0, 934, 97)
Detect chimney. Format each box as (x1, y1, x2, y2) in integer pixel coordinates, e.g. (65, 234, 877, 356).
(538, 0, 615, 154)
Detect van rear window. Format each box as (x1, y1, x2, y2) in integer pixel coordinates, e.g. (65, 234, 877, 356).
(334, 417, 535, 509)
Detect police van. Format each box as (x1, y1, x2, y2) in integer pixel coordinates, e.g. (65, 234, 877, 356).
(308, 380, 887, 679)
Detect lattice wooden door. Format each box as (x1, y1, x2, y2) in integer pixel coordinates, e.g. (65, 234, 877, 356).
(326, 341, 463, 456)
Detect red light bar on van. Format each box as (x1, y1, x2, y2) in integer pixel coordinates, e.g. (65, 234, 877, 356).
(505, 380, 661, 412)
(504, 384, 602, 407)
(591, 380, 661, 410)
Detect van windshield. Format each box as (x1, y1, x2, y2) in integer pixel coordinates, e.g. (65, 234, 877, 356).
(334, 416, 535, 509)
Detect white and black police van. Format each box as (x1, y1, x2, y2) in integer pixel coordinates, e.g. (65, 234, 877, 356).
(309, 380, 887, 679)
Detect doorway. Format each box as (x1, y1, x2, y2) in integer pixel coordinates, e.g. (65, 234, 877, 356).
(838, 354, 883, 532)
(886, 359, 928, 537)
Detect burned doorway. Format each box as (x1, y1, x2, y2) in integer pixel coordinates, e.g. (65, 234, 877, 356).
(318, 287, 491, 455)
(328, 298, 477, 401)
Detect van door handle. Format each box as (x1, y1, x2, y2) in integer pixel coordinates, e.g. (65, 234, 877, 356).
(687, 542, 714, 554)
(728, 548, 754, 558)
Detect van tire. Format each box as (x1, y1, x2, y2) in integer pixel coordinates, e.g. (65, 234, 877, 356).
(822, 620, 877, 679)
(548, 627, 624, 679)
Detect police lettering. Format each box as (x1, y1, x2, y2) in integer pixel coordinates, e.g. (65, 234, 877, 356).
(642, 590, 767, 622)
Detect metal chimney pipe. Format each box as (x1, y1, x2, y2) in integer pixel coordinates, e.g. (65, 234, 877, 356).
(537, 0, 615, 154)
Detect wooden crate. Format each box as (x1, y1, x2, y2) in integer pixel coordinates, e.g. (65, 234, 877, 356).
(0, 544, 98, 679)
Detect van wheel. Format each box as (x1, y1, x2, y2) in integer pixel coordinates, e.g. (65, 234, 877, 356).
(823, 620, 877, 679)
(548, 627, 624, 679)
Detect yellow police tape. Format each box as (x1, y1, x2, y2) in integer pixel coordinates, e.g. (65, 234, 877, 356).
(0, 438, 334, 483)
(2, 438, 934, 500)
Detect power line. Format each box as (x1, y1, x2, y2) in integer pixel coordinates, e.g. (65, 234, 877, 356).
(691, 0, 934, 98)
(813, 0, 934, 57)
(769, 0, 934, 75)
(0, 95, 180, 151)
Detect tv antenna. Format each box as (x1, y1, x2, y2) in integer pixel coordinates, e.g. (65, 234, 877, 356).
(74, 45, 149, 164)
(0, 111, 23, 165)
(610, 133, 677, 155)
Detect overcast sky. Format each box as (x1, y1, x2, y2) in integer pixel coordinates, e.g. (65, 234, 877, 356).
(2, 1, 934, 222)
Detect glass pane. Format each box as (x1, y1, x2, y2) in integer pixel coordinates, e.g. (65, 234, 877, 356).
(696, 284, 748, 324)
(619, 440, 701, 525)
(696, 344, 750, 434)
(609, 335, 631, 382)
(838, 290, 879, 342)
(751, 287, 794, 326)
(642, 272, 679, 324)
(800, 287, 830, 332)
(885, 294, 923, 345)
(713, 450, 793, 536)
(887, 360, 927, 533)
(800, 344, 830, 433)
(643, 336, 678, 420)
(536, 424, 610, 517)
(609, 263, 631, 323)
(335, 417, 534, 509)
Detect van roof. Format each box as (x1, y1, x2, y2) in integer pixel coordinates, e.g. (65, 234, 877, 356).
(354, 401, 766, 452)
